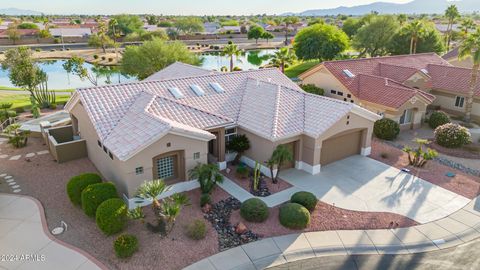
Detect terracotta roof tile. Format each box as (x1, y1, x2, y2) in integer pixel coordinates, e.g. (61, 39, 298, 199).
(427, 64, 480, 97)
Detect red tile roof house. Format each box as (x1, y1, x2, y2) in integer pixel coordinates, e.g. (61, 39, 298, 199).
(299, 53, 480, 129)
(64, 63, 380, 204)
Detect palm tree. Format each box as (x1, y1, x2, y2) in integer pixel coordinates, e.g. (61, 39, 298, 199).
(108, 18, 119, 59)
(270, 47, 297, 73)
(460, 18, 476, 38)
(136, 179, 169, 211)
(283, 17, 299, 45)
(221, 43, 242, 72)
(445, 4, 460, 49)
(458, 28, 480, 123)
(397, 14, 408, 26)
(188, 163, 223, 195)
(270, 145, 293, 183)
(404, 20, 425, 55)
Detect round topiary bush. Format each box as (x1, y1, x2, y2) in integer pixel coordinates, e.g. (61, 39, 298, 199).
(114, 234, 138, 258)
(373, 118, 400, 140)
(81, 182, 118, 217)
(66, 173, 102, 206)
(279, 203, 310, 229)
(185, 219, 207, 240)
(429, 111, 450, 129)
(434, 123, 471, 148)
(96, 198, 127, 235)
(290, 191, 318, 211)
(240, 198, 269, 222)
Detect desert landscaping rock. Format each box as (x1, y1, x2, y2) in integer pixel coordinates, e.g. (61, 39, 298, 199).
(0, 155, 8, 159)
(0, 173, 6, 177)
(12, 189, 21, 193)
(36, 150, 49, 155)
(9, 155, 21, 160)
(4, 175, 12, 179)
(25, 153, 36, 158)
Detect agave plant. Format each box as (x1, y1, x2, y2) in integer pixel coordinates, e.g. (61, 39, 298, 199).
(4, 123, 29, 148)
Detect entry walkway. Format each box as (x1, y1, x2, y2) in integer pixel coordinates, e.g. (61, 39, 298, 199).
(0, 194, 106, 270)
(184, 197, 480, 270)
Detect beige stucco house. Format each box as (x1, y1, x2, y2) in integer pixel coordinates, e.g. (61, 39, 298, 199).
(64, 63, 380, 199)
(299, 53, 480, 127)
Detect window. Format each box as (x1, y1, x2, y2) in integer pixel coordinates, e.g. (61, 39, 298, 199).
(343, 98, 347, 102)
(103, 145, 107, 153)
(156, 156, 175, 179)
(347, 94, 351, 98)
(193, 152, 200, 160)
(108, 151, 113, 160)
(135, 167, 144, 175)
(455, 96, 465, 108)
(337, 91, 344, 96)
(330, 90, 337, 95)
(399, 109, 413, 125)
(350, 100, 354, 103)
(225, 128, 237, 153)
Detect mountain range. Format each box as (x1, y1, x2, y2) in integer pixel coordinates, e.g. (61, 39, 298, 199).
(0, 8, 42, 16)
(286, 0, 480, 16)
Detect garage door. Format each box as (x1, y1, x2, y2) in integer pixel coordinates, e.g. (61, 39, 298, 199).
(320, 130, 362, 165)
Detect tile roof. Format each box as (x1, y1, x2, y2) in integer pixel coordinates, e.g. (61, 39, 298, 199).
(67, 65, 368, 161)
(144, 62, 217, 81)
(427, 64, 480, 97)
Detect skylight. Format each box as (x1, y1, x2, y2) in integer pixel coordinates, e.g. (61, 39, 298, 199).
(168, 87, 184, 99)
(210, 82, 225, 93)
(420, 68, 429, 75)
(343, 69, 355, 78)
(190, 84, 205, 96)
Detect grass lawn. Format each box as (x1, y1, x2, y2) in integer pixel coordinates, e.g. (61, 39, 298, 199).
(0, 92, 71, 110)
(0, 86, 74, 93)
(285, 60, 320, 78)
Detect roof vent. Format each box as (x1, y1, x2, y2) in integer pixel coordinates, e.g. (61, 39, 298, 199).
(168, 87, 184, 99)
(190, 84, 205, 96)
(343, 69, 355, 78)
(210, 82, 225, 93)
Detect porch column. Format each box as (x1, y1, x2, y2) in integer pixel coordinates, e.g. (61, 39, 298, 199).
(216, 128, 226, 170)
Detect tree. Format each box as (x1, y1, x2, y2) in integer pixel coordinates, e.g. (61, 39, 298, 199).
(188, 163, 223, 195)
(17, 22, 38, 29)
(111, 14, 143, 35)
(445, 4, 460, 49)
(108, 18, 119, 43)
(353, 15, 400, 57)
(459, 28, 480, 123)
(389, 22, 444, 55)
(121, 38, 200, 80)
(460, 18, 476, 38)
(342, 17, 363, 38)
(145, 15, 158, 25)
(270, 47, 296, 73)
(88, 20, 114, 54)
(226, 134, 250, 164)
(267, 145, 293, 183)
(38, 29, 51, 38)
(397, 14, 408, 26)
(6, 25, 20, 45)
(404, 20, 426, 54)
(221, 43, 242, 72)
(283, 16, 299, 45)
(174, 17, 204, 35)
(63, 56, 100, 86)
(261, 31, 275, 43)
(294, 24, 349, 61)
(247, 25, 265, 44)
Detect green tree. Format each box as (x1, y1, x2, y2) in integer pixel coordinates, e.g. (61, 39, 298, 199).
(17, 22, 38, 29)
(445, 4, 460, 49)
(38, 29, 51, 38)
(121, 38, 200, 80)
(222, 43, 242, 72)
(460, 18, 476, 38)
(188, 163, 223, 195)
(220, 20, 239, 26)
(145, 15, 158, 25)
(261, 31, 275, 43)
(397, 14, 408, 26)
(353, 15, 400, 57)
(389, 22, 444, 55)
(111, 14, 143, 35)
(459, 28, 480, 123)
(247, 25, 265, 44)
(270, 47, 296, 73)
(283, 16, 299, 45)
(63, 56, 100, 86)
(267, 145, 293, 183)
(6, 25, 20, 45)
(342, 17, 363, 38)
(1, 47, 42, 97)
(404, 20, 426, 54)
(174, 17, 204, 35)
(294, 24, 349, 61)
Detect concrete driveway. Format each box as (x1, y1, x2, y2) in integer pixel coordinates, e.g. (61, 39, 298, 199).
(280, 156, 470, 224)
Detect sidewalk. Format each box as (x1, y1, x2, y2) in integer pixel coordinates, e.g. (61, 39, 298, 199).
(184, 197, 480, 270)
(0, 194, 106, 270)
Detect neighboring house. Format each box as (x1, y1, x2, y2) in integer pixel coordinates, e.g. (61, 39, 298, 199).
(49, 28, 92, 38)
(218, 26, 242, 34)
(203, 22, 220, 34)
(299, 53, 480, 126)
(144, 62, 218, 81)
(0, 29, 39, 39)
(443, 47, 473, 68)
(64, 64, 379, 198)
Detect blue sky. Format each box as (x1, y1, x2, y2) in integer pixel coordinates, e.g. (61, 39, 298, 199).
(1, 0, 413, 15)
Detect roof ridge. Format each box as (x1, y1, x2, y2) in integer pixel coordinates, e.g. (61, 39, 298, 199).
(357, 73, 417, 92)
(323, 53, 439, 65)
(428, 63, 474, 71)
(271, 85, 282, 139)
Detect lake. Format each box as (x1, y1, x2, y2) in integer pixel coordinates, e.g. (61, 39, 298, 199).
(0, 49, 276, 90)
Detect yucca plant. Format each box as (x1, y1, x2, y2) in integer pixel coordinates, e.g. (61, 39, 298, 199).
(136, 179, 169, 212)
(403, 138, 438, 168)
(4, 123, 29, 148)
(160, 193, 190, 233)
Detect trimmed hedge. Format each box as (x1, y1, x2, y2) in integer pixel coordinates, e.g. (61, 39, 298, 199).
(434, 123, 471, 148)
(66, 173, 102, 206)
(96, 198, 127, 235)
(185, 219, 207, 240)
(373, 118, 400, 140)
(81, 182, 118, 217)
(240, 198, 269, 223)
(279, 203, 310, 229)
(429, 111, 450, 129)
(114, 234, 138, 258)
(291, 191, 318, 211)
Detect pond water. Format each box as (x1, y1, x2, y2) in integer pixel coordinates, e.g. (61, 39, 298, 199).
(0, 49, 276, 90)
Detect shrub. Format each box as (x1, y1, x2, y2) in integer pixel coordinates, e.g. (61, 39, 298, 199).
(429, 111, 450, 129)
(81, 182, 118, 217)
(240, 198, 269, 222)
(101, 56, 106, 60)
(66, 173, 102, 205)
(114, 234, 138, 258)
(108, 57, 113, 62)
(96, 198, 127, 235)
(93, 54, 99, 59)
(290, 192, 318, 211)
(279, 203, 310, 229)
(373, 118, 400, 140)
(236, 166, 249, 178)
(49, 103, 57, 110)
(35, 48, 41, 52)
(434, 123, 471, 148)
(300, 84, 325, 96)
(200, 193, 211, 207)
(185, 219, 207, 240)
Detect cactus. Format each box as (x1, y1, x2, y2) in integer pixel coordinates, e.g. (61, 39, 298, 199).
(253, 161, 261, 191)
(30, 96, 40, 119)
(33, 77, 56, 109)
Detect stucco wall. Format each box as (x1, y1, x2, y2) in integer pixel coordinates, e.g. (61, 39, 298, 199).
(404, 73, 430, 91)
(430, 90, 480, 121)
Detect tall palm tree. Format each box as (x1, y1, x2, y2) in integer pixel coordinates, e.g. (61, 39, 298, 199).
(270, 47, 297, 73)
(460, 18, 476, 38)
(445, 4, 460, 49)
(221, 43, 242, 72)
(405, 20, 425, 55)
(458, 28, 480, 123)
(188, 163, 223, 195)
(283, 17, 299, 45)
(397, 14, 408, 26)
(108, 18, 119, 59)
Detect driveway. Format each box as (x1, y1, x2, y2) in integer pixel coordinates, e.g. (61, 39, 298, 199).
(279, 156, 470, 224)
